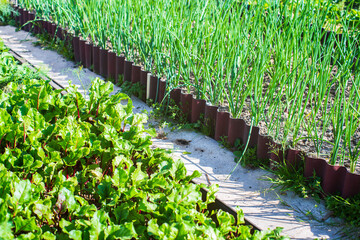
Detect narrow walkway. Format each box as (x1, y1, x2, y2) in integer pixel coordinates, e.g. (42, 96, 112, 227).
(0, 25, 343, 239)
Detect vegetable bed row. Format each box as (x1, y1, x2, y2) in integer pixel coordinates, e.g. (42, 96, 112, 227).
(0, 39, 288, 239)
(11, 0, 360, 198)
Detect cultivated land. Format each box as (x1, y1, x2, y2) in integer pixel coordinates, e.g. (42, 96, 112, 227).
(0, 24, 345, 239)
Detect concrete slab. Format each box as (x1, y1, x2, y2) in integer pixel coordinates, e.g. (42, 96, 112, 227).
(0, 25, 345, 239)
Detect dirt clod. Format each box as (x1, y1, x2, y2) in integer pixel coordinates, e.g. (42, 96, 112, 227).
(175, 139, 191, 146)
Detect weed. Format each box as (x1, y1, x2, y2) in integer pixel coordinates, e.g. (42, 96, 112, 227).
(325, 193, 360, 225)
(149, 99, 188, 126)
(106, 76, 116, 85)
(219, 135, 268, 170)
(325, 193, 360, 239)
(264, 159, 324, 200)
(115, 74, 124, 85)
(120, 81, 145, 99)
(32, 31, 74, 60)
(146, 98, 214, 138)
(219, 136, 232, 149)
(200, 115, 213, 136)
(236, 146, 263, 169)
(265, 156, 360, 234)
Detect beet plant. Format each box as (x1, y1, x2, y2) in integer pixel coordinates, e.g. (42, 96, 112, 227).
(0, 75, 287, 239)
